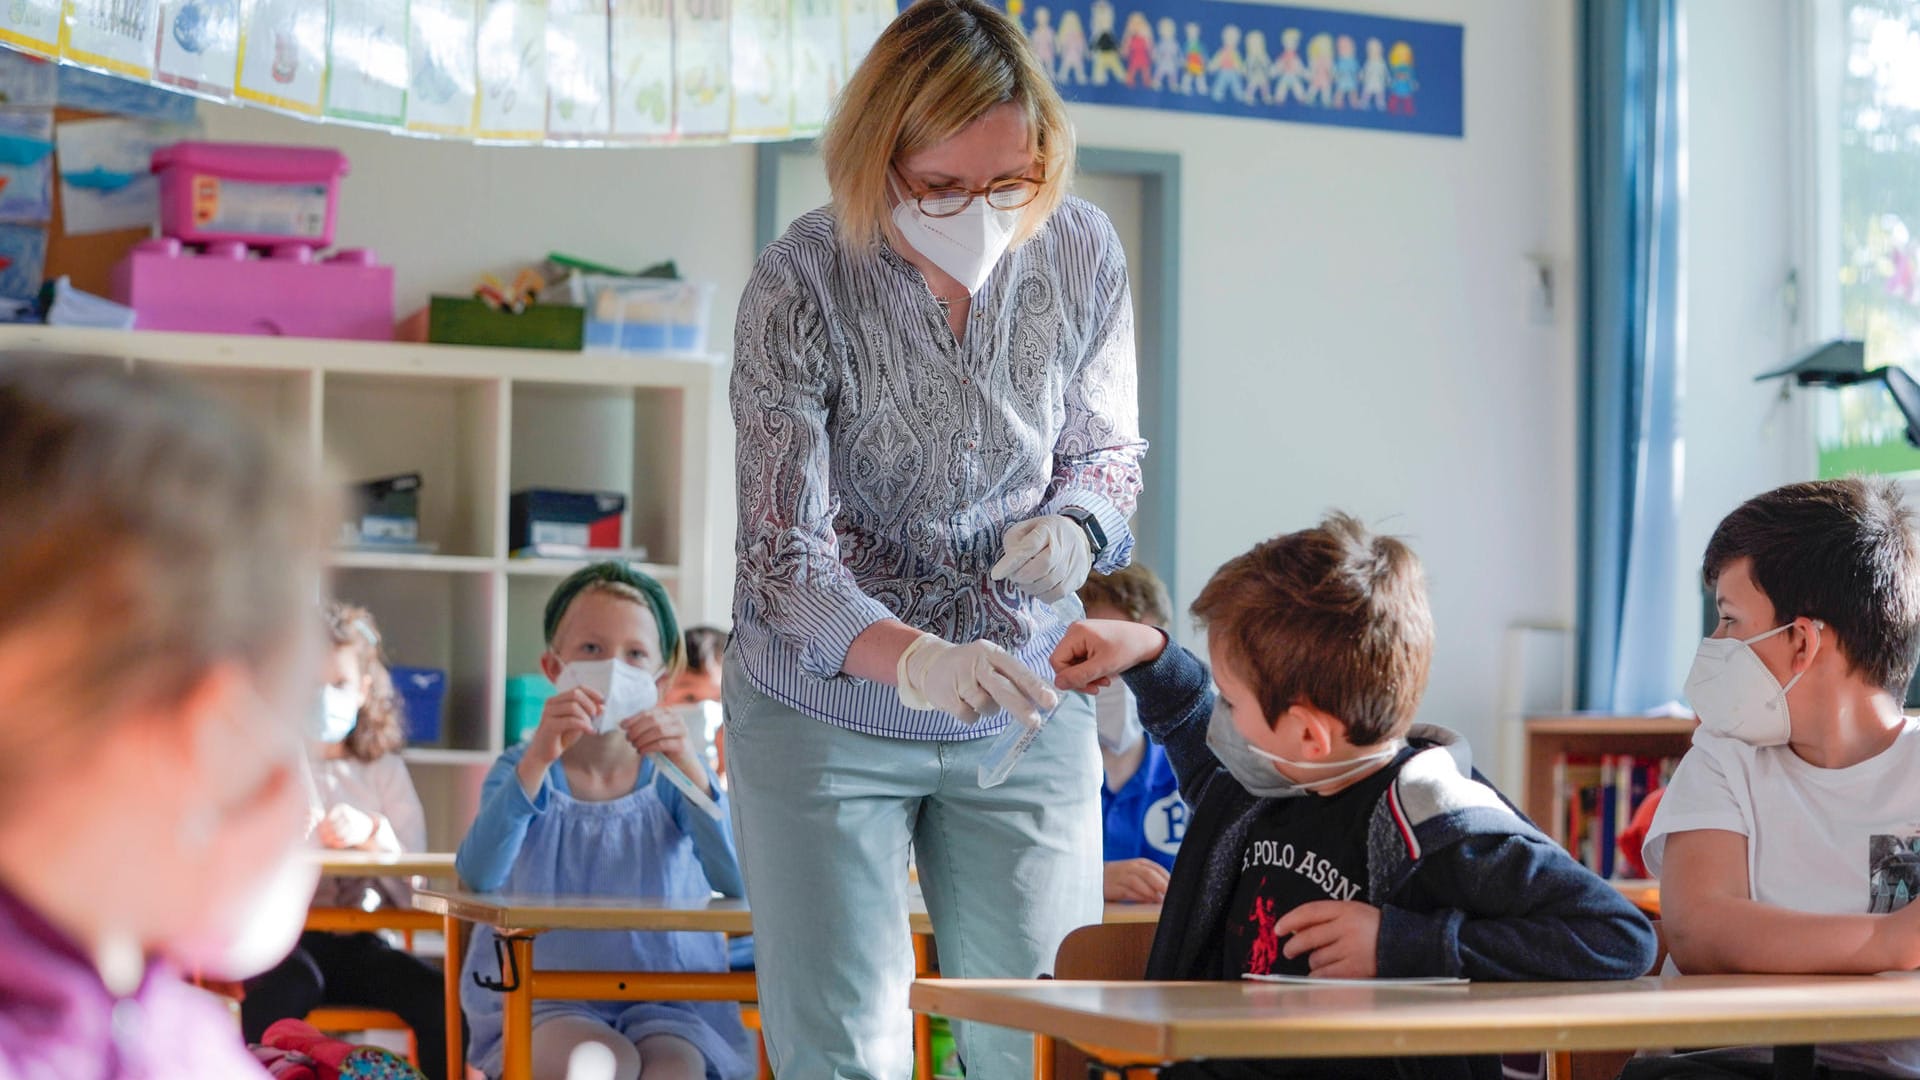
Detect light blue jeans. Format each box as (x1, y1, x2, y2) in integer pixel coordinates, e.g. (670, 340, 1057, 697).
(723, 653, 1102, 1080)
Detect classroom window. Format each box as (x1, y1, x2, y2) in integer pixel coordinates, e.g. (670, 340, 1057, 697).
(1816, 0, 1920, 477)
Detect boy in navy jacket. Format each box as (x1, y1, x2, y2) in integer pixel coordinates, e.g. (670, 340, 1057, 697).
(1053, 513, 1656, 1079)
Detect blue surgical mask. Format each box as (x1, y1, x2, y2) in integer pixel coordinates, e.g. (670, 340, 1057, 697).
(310, 684, 360, 744)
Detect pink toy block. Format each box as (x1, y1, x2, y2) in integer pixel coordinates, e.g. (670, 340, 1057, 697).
(112, 238, 394, 341)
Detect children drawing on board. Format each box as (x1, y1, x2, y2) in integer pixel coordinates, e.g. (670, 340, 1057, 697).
(1089, 0, 1125, 85)
(1359, 37, 1389, 110)
(1242, 30, 1275, 105)
(1028, 7, 1057, 82)
(1151, 17, 1181, 91)
(1180, 22, 1207, 96)
(1122, 12, 1153, 88)
(1056, 9, 1088, 85)
(1303, 33, 1334, 107)
(1271, 27, 1308, 104)
(1387, 42, 1419, 115)
(1209, 25, 1247, 104)
(1332, 34, 1361, 108)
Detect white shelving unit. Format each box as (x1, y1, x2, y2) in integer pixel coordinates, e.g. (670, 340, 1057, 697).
(1, 326, 727, 849)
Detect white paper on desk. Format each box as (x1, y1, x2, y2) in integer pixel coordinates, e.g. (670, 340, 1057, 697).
(1243, 974, 1469, 987)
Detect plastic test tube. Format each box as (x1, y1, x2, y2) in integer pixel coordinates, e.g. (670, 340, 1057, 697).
(651, 753, 725, 819)
(978, 595, 1085, 789)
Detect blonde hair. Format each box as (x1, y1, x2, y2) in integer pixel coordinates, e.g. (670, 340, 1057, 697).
(821, 0, 1075, 252)
(0, 357, 332, 783)
(327, 602, 406, 763)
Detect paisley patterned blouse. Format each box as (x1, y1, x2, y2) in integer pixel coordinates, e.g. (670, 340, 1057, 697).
(730, 198, 1146, 740)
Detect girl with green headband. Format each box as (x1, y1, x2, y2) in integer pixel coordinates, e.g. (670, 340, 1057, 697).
(455, 563, 751, 1080)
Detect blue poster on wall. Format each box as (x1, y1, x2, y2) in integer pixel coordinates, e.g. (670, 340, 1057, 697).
(997, 0, 1463, 138)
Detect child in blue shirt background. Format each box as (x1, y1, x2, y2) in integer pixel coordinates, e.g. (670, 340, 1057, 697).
(457, 563, 750, 1080)
(1080, 565, 1188, 903)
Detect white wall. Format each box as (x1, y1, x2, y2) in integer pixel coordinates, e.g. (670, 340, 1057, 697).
(201, 0, 1581, 769)
(197, 105, 761, 358)
(1665, 0, 1812, 693)
(1066, 0, 1582, 765)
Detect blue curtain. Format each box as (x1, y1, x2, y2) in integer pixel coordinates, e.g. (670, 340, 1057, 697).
(1579, 0, 1684, 711)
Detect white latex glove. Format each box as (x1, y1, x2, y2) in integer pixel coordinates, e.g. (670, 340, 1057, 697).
(896, 634, 1060, 728)
(989, 515, 1094, 604)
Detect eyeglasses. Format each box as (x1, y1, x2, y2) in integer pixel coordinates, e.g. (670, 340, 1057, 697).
(895, 166, 1045, 218)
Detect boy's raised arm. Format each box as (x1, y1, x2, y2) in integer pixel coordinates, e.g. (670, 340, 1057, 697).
(1053, 620, 1220, 805)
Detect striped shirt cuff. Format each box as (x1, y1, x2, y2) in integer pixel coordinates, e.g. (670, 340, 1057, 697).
(785, 587, 897, 680)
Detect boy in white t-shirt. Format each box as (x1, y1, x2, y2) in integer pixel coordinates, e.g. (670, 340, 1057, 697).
(1636, 478, 1920, 1080)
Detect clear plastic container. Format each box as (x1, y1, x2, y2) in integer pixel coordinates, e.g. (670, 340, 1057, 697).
(546, 274, 715, 354)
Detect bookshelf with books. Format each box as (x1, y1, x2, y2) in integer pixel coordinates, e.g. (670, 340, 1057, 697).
(1523, 715, 1697, 881)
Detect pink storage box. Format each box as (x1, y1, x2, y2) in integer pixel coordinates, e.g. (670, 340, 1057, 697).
(152, 142, 348, 249)
(112, 238, 394, 341)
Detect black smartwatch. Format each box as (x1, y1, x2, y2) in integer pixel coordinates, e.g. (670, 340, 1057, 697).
(1060, 506, 1108, 559)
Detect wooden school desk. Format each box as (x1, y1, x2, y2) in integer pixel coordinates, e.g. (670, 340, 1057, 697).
(910, 975, 1920, 1079)
(418, 888, 1164, 1080)
(304, 851, 456, 935)
(415, 890, 758, 1080)
(297, 852, 460, 1059)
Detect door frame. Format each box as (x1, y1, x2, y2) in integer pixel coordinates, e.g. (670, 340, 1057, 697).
(753, 142, 1182, 601)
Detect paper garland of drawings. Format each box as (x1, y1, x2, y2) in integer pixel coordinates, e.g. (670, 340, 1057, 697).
(0, 0, 900, 146)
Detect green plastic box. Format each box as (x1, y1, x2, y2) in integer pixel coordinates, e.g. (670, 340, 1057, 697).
(506, 674, 556, 745)
(428, 296, 585, 351)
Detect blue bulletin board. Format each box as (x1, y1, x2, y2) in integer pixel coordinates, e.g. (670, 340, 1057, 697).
(999, 0, 1464, 138)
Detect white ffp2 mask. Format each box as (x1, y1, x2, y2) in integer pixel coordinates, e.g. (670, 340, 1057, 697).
(1683, 621, 1820, 747)
(1206, 700, 1403, 798)
(890, 193, 1021, 296)
(556, 659, 660, 734)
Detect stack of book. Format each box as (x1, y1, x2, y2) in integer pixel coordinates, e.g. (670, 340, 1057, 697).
(1549, 753, 1679, 879)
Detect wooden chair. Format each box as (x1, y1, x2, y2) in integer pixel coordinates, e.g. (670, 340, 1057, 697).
(312, 925, 423, 1067)
(1039, 921, 1160, 1080)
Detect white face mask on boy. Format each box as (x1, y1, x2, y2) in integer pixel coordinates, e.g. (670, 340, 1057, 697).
(1205, 700, 1404, 798)
(1683, 620, 1822, 747)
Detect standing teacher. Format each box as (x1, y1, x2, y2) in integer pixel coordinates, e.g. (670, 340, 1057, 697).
(724, 1, 1145, 1076)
